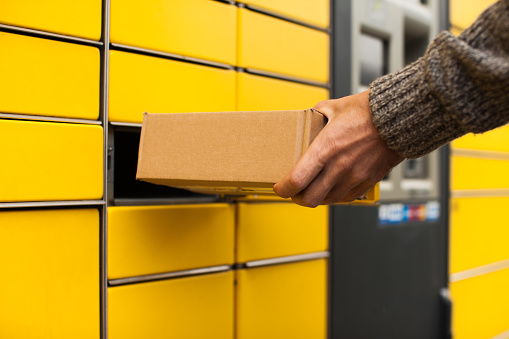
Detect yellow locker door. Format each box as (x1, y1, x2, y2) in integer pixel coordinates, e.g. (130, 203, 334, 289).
(0, 32, 100, 120)
(451, 268, 509, 339)
(451, 156, 509, 190)
(110, 0, 236, 65)
(236, 203, 328, 262)
(108, 271, 235, 339)
(0, 0, 101, 40)
(452, 125, 509, 153)
(108, 50, 236, 123)
(237, 72, 329, 111)
(236, 259, 327, 339)
(238, 8, 329, 83)
(450, 197, 509, 273)
(0, 119, 103, 202)
(0, 209, 100, 339)
(108, 204, 234, 279)
(241, 0, 330, 29)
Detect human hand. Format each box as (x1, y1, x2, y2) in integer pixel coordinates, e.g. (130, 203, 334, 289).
(273, 90, 404, 207)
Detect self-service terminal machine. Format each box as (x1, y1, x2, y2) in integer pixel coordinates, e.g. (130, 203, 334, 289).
(329, 1, 451, 338)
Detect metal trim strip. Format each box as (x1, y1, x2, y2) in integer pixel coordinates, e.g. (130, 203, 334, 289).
(243, 68, 330, 89)
(244, 251, 330, 268)
(108, 265, 232, 286)
(0, 113, 102, 125)
(242, 4, 330, 33)
(0, 200, 105, 209)
(452, 148, 509, 161)
(109, 43, 235, 70)
(213, 0, 236, 5)
(491, 329, 509, 339)
(0, 23, 103, 47)
(109, 121, 143, 128)
(451, 189, 509, 199)
(111, 197, 220, 207)
(450, 258, 509, 283)
(100, 0, 111, 337)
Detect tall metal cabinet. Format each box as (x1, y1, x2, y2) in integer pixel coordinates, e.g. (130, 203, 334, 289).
(329, 0, 451, 338)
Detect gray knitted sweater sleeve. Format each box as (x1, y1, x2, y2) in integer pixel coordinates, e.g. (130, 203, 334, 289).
(369, 0, 509, 159)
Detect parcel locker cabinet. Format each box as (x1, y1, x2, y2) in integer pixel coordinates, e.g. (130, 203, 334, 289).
(108, 204, 234, 279)
(236, 259, 327, 339)
(450, 197, 509, 273)
(0, 209, 100, 339)
(0, 119, 103, 202)
(236, 203, 328, 262)
(108, 271, 235, 339)
(108, 50, 236, 123)
(110, 0, 236, 65)
(240, 0, 330, 29)
(237, 72, 329, 111)
(237, 8, 329, 83)
(0, 32, 100, 120)
(0, 0, 101, 40)
(450, 268, 509, 339)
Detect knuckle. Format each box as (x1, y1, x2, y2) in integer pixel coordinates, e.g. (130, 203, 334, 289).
(288, 172, 306, 191)
(351, 171, 366, 184)
(317, 134, 338, 164)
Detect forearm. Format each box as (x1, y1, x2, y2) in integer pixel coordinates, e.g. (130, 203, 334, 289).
(369, 0, 509, 159)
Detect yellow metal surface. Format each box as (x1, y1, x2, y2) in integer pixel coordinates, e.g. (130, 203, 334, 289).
(108, 271, 234, 339)
(449, 2, 509, 339)
(235, 183, 379, 204)
(450, 26, 463, 37)
(108, 204, 235, 279)
(241, 0, 329, 29)
(450, 0, 497, 30)
(349, 182, 380, 205)
(451, 267, 509, 339)
(0, 0, 101, 40)
(452, 125, 509, 153)
(0, 209, 100, 338)
(236, 203, 328, 262)
(0, 32, 100, 120)
(109, 50, 236, 123)
(111, 0, 236, 65)
(450, 197, 509, 273)
(236, 259, 327, 339)
(0, 119, 103, 202)
(238, 8, 329, 83)
(237, 72, 329, 111)
(451, 156, 509, 190)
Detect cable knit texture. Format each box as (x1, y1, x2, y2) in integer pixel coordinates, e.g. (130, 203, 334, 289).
(369, 0, 509, 158)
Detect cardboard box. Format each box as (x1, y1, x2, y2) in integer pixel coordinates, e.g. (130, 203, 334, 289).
(136, 109, 326, 195)
(136, 109, 379, 202)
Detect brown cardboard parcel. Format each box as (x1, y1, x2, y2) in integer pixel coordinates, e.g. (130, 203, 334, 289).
(136, 109, 326, 195)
